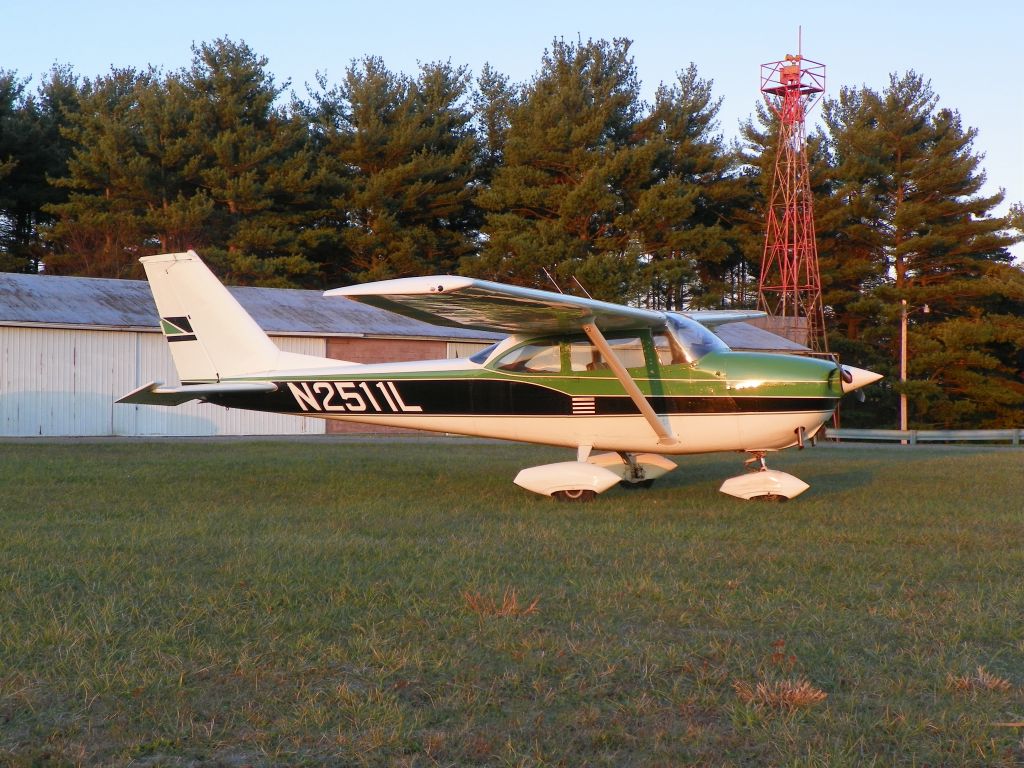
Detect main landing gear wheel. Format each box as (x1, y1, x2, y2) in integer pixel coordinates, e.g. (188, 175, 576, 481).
(618, 479, 655, 490)
(588, 452, 675, 491)
(552, 488, 597, 503)
(514, 461, 620, 500)
(750, 493, 787, 503)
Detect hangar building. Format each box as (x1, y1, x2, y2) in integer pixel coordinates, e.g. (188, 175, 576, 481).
(0, 272, 497, 437)
(0, 272, 808, 437)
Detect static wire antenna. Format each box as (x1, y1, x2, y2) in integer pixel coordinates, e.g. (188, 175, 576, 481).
(571, 276, 593, 299)
(541, 267, 564, 293)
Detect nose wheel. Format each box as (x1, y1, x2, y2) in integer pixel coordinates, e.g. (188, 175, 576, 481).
(720, 451, 810, 500)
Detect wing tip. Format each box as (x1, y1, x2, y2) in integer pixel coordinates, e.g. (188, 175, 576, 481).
(325, 275, 475, 298)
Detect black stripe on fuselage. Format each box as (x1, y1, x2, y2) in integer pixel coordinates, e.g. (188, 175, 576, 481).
(205, 378, 838, 417)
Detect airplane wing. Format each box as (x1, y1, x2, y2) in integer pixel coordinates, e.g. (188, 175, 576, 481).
(684, 310, 767, 328)
(331, 276, 772, 448)
(118, 380, 278, 406)
(326, 276, 665, 334)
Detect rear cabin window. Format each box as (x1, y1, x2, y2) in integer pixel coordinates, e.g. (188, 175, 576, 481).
(494, 341, 562, 373)
(469, 343, 499, 364)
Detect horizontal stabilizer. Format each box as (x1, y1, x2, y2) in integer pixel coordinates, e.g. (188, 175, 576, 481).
(118, 380, 278, 406)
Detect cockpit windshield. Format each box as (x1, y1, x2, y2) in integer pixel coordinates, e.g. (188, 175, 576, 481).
(469, 343, 500, 364)
(666, 313, 730, 363)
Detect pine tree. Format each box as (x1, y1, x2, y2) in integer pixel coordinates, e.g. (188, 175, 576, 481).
(628, 64, 752, 310)
(0, 70, 38, 271)
(465, 38, 647, 300)
(176, 38, 319, 286)
(44, 40, 320, 285)
(45, 64, 234, 278)
(472, 63, 517, 185)
(818, 87, 889, 346)
(309, 57, 480, 284)
(44, 67, 160, 277)
(822, 72, 1024, 427)
(0, 66, 77, 273)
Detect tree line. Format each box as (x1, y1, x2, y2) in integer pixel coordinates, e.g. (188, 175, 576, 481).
(1, 37, 1022, 428)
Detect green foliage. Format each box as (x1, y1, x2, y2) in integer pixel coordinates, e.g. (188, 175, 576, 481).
(467, 38, 649, 300)
(42, 40, 320, 285)
(819, 72, 1023, 427)
(307, 57, 481, 284)
(44, 67, 160, 277)
(471, 62, 516, 183)
(630, 64, 756, 309)
(0, 66, 76, 273)
(3, 38, 1024, 426)
(177, 39, 321, 286)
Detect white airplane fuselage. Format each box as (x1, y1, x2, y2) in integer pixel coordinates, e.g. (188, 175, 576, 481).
(199, 345, 851, 455)
(119, 251, 882, 499)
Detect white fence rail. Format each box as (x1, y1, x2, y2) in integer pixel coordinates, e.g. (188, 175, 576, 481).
(825, 428, 1022, 446)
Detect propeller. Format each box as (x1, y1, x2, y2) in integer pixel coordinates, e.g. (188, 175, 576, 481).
(832, 359, 873, 399)
(832, 361, 866, 403)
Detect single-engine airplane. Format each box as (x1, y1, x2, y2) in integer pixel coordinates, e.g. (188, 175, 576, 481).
(118, 251, 881, 500)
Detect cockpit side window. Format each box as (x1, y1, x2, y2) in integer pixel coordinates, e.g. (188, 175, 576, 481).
(569, 335, 648, 372)
(666, 314, 729, 363)
(568, 340, 604, 372)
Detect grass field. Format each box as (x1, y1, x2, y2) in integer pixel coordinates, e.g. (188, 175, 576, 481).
(1, 438, 1022, 766)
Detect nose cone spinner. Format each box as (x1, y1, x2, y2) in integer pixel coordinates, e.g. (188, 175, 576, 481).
(841, 366, 883, 394)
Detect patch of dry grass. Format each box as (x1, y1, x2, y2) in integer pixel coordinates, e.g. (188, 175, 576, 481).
(461, 586, 540, 618)
(947, 666, 1013, 694)
(733, 677, 828, 710)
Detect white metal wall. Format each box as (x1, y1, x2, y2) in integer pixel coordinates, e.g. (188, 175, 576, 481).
(447, 341, 493, 359)
(0, 327, 327, 436)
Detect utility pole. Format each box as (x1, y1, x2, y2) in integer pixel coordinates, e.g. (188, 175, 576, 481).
(899, 298, 930, 437)
(900, 299, 908, 433)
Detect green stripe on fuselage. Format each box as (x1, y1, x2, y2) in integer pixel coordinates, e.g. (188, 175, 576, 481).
(232, 351, 840, 402)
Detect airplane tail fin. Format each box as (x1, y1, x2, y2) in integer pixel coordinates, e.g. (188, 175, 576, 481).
(141, 251, 346, 383)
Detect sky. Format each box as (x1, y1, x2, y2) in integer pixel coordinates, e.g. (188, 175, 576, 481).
(6, 0, 1023, 253)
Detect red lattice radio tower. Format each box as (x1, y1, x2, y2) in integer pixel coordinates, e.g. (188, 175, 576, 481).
(757, 49, 828, 352)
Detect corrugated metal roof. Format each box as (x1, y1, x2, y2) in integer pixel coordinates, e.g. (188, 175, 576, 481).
(714, 321, 812, 353)
(0, 272, 807, 352)
(0, 272, 500, 341)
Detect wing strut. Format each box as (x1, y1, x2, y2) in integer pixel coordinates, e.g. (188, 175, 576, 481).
(581, 322, 678, 446)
